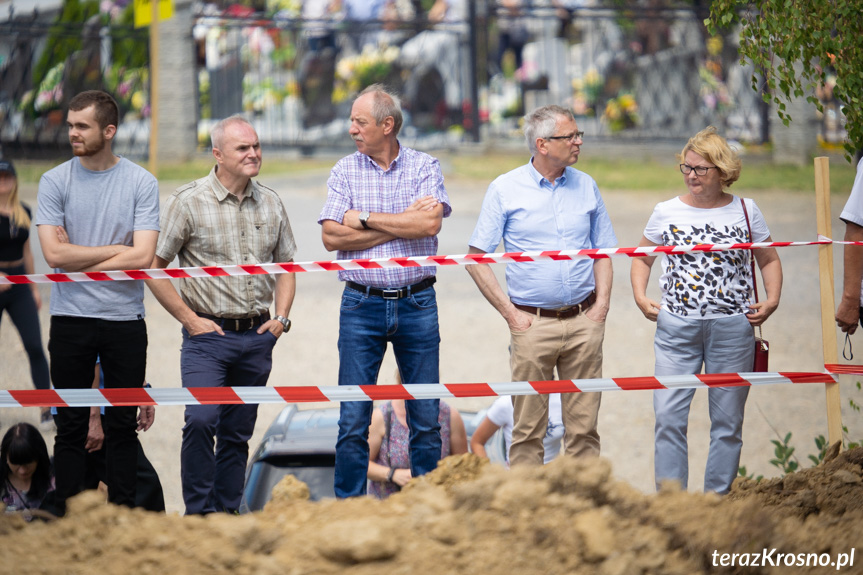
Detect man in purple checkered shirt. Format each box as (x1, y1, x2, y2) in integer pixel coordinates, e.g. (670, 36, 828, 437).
(318, 84, 452, 498)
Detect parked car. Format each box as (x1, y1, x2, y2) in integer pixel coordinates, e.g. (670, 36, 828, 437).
(240, 403, 505, 512)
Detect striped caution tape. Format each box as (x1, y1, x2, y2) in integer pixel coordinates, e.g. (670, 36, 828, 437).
(0, 239, 839, 286)
(823, 364, 863, 375)
(0, 372, 836, 408)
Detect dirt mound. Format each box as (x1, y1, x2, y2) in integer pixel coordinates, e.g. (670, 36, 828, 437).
(2, 450, 862, 574)
(729, 445, 863, 519)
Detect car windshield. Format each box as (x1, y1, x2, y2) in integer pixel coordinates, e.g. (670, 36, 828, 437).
(243, 454, 336, 511)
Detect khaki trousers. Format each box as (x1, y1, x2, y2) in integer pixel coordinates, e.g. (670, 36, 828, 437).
(509, 309, 605, 466)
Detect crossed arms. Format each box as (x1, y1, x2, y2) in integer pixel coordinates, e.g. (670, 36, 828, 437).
(321, 196, 443, 252)
(38, 225, 158, 273)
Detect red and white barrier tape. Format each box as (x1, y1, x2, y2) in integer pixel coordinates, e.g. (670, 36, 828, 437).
(0, 372, 836, 408)
(823, 364, 863, 375)
(0, 239, 839, 286)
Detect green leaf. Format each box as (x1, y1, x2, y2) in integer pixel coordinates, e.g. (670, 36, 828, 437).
(730, 0, 863, 152)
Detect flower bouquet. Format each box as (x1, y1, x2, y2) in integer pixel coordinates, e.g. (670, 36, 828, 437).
(602, 92, 639, 133)
(333, 45, 400, 103)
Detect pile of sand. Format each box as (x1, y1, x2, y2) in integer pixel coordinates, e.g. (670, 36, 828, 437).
(2, 449, 861, 574)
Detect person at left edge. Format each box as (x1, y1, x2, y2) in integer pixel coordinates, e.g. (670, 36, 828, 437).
(146, 115, 297, 515)
(319, 84, 451, 498)
(0, 158, 51, 425)
(35, 90, 160, 516)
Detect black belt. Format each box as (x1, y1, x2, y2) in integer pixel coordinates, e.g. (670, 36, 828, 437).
(514, 291, 597, 319)
(346, 277, 436, 300)
(195, 310, 270, 331)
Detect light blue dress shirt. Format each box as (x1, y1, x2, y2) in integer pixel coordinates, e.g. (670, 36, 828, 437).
(469, 160, 617, 308)
(343, 0, 385, 20)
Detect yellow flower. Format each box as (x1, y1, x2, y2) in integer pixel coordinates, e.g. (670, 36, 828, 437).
(332, 85, 349, 103)
(131, 91, 146, 112)
(618, 94, 636, 111)
(706, 36, 723, 57)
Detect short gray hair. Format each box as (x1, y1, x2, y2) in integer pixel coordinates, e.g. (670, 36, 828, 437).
(358, 84, 403, 136)
(210, 115, 254, 150)
(523, 105, 576, 154)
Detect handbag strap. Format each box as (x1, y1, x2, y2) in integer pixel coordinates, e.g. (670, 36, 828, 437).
(741, 197, 763, 341)
(740, 197, 759, 304)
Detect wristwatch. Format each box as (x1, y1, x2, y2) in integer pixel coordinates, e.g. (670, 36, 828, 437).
(274, 315, 291, 332)
(359, 211, 371, 230)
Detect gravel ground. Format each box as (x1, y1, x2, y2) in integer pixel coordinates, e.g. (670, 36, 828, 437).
(2, 156, 862, 514)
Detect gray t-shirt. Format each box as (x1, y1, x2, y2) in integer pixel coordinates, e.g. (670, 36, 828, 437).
(35, 156, 160, 320)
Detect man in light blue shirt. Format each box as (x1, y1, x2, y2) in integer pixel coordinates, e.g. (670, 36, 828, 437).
(343, 0, 385, 20)
(467, 104, 616, 466)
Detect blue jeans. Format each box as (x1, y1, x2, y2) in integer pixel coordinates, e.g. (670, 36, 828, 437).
(653, 310, 754, 494)
(334, 284, 442, 498)
(180, 328, 277, 515)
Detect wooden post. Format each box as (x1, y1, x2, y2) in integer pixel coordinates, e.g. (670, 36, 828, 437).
(148, 0, 160, 177)
(814, 156, 844, 447)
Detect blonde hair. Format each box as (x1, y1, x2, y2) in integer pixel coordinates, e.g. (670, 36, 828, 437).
(679, 126, 741, 189)
(0, 173, 30, 229)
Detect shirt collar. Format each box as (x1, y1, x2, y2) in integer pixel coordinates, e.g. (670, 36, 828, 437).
(528, 158, 567, 188)
(209, 166, 257, 202)
(359, 140, 402, 172)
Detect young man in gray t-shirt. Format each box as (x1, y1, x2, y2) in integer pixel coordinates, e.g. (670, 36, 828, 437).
(35, 90, 159, 515)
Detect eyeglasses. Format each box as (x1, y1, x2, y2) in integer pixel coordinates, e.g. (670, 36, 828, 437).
(546, 131, 584, 143)
(679, 164, 718, 176)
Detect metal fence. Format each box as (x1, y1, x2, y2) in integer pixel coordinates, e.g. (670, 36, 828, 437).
(193, 10, 477, 150)
(191, 4, 778, 150)
(0, 12, 149, 158)
(0, 2, 848, 158)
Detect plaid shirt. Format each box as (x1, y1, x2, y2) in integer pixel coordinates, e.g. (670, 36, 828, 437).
(318, 145, 451, 287)
(156, 167, 297, 317)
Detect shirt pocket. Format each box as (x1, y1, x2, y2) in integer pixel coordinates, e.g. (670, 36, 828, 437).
(247, 219, 280, 261)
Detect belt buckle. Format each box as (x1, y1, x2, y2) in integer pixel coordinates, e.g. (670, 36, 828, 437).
(233, 319, 242, 331)
(557, 307, 573, 318)
(381, 288, 401, 300)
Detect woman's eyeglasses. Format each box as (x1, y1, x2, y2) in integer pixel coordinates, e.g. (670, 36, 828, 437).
(679, 164, 718, 176)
